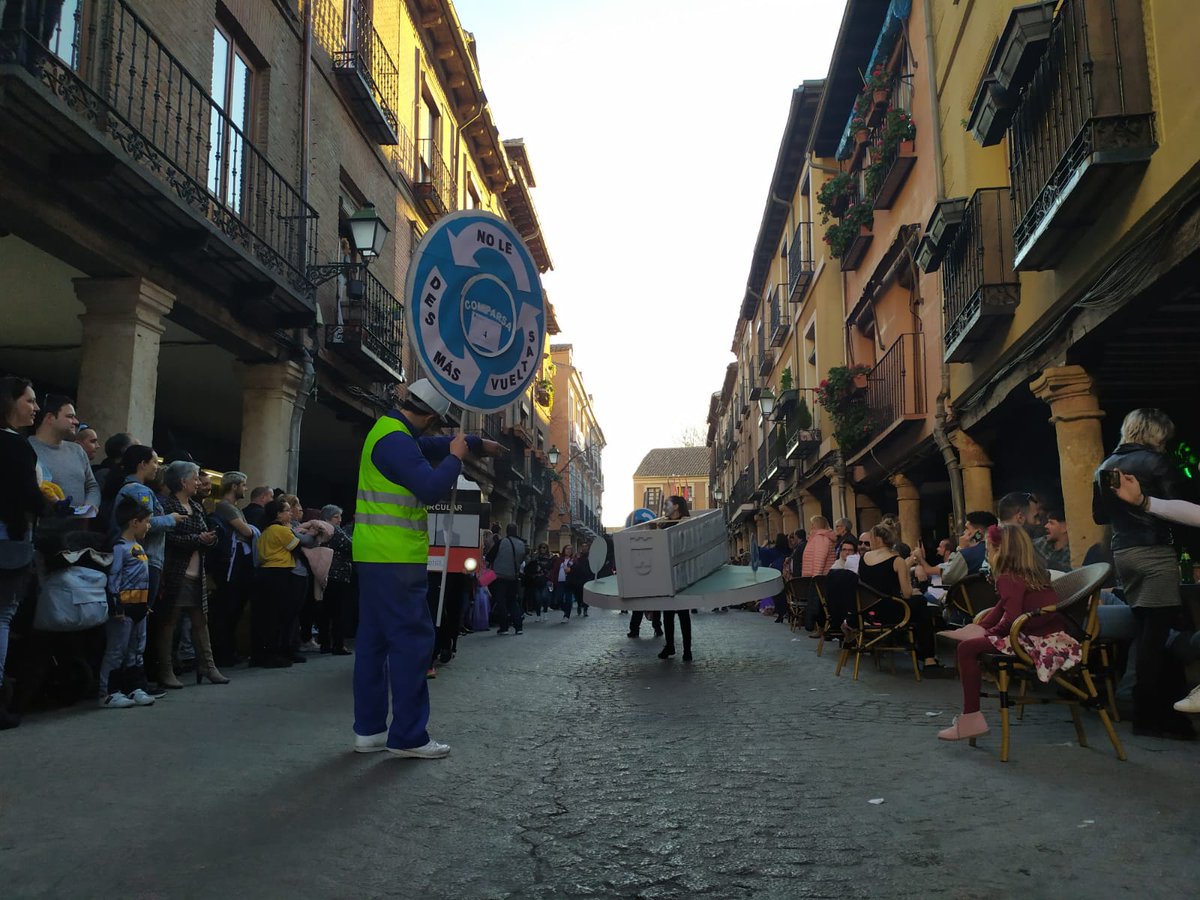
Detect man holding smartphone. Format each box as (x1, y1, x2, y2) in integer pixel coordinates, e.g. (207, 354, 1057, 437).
(926, 510, 998, 588)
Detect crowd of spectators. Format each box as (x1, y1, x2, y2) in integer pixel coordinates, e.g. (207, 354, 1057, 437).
(0, 376, 369, 729)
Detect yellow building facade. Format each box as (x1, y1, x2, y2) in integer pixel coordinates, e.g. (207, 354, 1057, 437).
(0, 0, 556, 522)
(713, 0, 1200, 561)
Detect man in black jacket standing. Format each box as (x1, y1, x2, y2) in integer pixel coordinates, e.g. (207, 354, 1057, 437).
(487, 523, 527, 635)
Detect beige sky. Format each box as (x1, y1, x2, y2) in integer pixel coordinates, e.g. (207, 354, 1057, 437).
(453, 0, 846, 527)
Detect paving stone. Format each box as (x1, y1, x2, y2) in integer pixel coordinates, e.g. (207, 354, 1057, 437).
(1, 608, 1198, 898)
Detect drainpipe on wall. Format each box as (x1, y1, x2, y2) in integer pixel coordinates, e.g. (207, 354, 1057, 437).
(921, 0, 965, 527)
(287, 3, 317, 496)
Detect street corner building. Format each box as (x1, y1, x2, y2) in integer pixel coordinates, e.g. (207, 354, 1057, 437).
(0, 0, 572, 520)
(708, 0, 1200, 559)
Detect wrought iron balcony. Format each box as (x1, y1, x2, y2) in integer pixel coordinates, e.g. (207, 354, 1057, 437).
(1008, 0, 1156, 270)
(326, 0, 401, 145)
(756, 441, 769, 492)
(483, 412, 505, 442)
(788, 220, 814, 303)
(415, 138, 456, 220)
(785, 424, 821, 462)
(768, 284, 788, 347)
(942, 188, 1020, 363)
(857, 333, 926, 456)
(323, 269, 403, 382)
(0, 0, 319, 304)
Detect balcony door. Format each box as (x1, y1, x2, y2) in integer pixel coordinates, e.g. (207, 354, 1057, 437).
(209, 25, 254, 214)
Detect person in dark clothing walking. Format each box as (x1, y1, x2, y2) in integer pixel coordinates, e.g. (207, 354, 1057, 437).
(567, 542, 593, 617)
(658, 496, 694, 661)
(486, 523, 527, 635)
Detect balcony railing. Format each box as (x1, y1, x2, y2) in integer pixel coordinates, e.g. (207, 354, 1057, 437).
(324, 269, 403, 381)
(861, 333, 925, 452)
(942, 188, 1020, 363)
(415, 137, 456, 219)
(0, 0, 320, 297)
(787, 220, 814, 303)
(483, 412, 505, 442)
(768, 284, 787, 348)
(1008, 0, 1155, 270)
(756, 441, 768, 491)
(325, 0, 400, 145)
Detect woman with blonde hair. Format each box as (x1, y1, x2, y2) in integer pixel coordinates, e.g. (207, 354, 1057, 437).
(853, 522, 940, 671)
(937, 524, 1075, 741)
(1093, 407, 1193, 740)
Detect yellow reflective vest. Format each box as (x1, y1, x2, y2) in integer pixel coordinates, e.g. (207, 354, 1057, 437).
(352, 415, 428, 564)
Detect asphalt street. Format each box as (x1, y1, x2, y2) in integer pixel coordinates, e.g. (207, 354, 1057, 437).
(2, 607, 1198, 899)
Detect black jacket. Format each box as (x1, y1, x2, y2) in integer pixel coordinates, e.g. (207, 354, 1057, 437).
(1093, 443, 1182, 551)
(0, 429, 42, 541)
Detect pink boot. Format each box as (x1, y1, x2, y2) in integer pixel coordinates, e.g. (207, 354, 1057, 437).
(938, 711, 989, 741)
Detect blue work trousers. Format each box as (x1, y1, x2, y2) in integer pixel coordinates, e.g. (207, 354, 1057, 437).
(354, 562, 434, 750)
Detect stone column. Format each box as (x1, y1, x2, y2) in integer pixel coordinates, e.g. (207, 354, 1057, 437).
(74, 276, 174, 445)
(1030, 365, 1105, 567)
(855, 492, 882, 534)
(798, 490, 823, 530)
(236, 361, 307, 493)
(950, 429, 994, 516)
(890, 473, 921, 549)
(827, 467, 849, 525)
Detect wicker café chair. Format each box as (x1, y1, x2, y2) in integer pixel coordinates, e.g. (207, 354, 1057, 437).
(785, 576, 810, 632)
(809, 575, 841, 657)
(973, 563, 1126, 763)
(943, 574, 996, 626)
(835, 582, 921, 682)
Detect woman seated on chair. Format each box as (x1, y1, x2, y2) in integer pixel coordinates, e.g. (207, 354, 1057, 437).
(851, 523, 941, 672)
(938, 523, 1073, 742)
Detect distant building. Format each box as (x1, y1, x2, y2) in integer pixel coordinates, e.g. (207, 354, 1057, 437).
(633, 447, 712, 516)
(547, 344, 605, 550)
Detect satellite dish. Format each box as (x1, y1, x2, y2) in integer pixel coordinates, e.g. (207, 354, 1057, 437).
(587, 536, 608, 574)
(625, 508, 656, 527)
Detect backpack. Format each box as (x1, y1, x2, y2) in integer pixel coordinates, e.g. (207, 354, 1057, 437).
(522, 555, 544, 587)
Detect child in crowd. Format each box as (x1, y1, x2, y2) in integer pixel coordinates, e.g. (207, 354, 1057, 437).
(100, 499, 155, 708)
(938, 523, 1076, 741)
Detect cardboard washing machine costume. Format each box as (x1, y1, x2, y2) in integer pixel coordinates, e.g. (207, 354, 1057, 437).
(351, 379, 502, 759)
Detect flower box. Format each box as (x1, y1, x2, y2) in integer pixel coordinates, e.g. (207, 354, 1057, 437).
(840, 226, 873, 271)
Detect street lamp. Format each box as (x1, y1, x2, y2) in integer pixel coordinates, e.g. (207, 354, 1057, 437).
(713, 486, 724, 503)
(348, 203, 389, 258)
(757, 388, 776, 418)
(306, 203, 390, 296)
(547, 443, 560, 466)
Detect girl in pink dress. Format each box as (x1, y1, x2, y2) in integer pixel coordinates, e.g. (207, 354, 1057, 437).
(938, 524, 1075, 742)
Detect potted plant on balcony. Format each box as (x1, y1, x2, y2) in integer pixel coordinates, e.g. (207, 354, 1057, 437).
(852, 114, 869, 147)
(817, 171, 855, 222)
(866, 64, 891, 105)
(822, 201, 874, 259)
(882, 107, 917, 158)
(815, 364, 875, 455)
(534, 378, 553, 407)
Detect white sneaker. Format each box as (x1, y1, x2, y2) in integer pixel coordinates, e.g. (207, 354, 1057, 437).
(1174, 685, 1200, 714)
(100, 692, 136, 709)
(387, 738, 450, 759)
(354, 731, 388, 753)
(299, 640, 321, 653)
(128, 689, 156, 706)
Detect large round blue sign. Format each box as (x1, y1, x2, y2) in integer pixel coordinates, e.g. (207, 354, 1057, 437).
(406, 210, 547, 413)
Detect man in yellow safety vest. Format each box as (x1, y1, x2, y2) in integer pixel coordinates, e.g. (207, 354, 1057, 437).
(351, 379, 501, 758)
